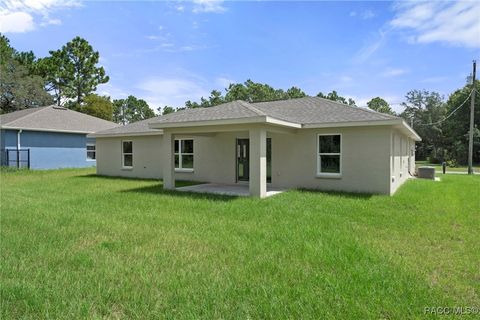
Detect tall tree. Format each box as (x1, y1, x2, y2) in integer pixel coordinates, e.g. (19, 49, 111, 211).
(80, 94, 113, 121)
(286, 86, 307, 99)
(37, 49, 72, 106)
(160, 106, 176, 115)
(113, 95, 155, 124)
(442, 81, 480, 164)
(0, 35, 52, 113)
(42, 36, 109, 107)
(317, 90, 356, 106)
(225, 80, 286, 103)
(400, 90, 446, 162)
(367, 97, 395, 115)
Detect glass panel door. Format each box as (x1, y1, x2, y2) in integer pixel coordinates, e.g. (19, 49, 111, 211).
(236, 138, 272, 183)
(236, 139, 249, 181)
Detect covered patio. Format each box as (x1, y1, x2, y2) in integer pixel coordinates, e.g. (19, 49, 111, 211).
(148, 106, 300, 198)
(158, 124, 297, 198)
(175, 183, 285, 197)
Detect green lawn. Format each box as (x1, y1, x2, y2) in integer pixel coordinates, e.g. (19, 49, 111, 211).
(416, 160, 479, 173)
(1, 169, 479, 319)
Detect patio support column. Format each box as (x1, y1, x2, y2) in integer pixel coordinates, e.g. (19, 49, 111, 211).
(162, 131, 175, 190)
(249, 128, 267, 198)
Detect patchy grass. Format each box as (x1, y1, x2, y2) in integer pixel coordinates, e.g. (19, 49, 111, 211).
(1, 168, 479, 319)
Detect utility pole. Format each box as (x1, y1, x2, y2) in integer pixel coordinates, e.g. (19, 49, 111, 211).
(468, 60, 476, 175)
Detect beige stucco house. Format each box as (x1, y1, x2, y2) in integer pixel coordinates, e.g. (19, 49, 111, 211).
(90, 97, 420, 197)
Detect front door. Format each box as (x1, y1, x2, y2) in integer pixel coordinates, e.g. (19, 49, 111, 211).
(236, 139, 249, 181)
(236, 138, 272, 182)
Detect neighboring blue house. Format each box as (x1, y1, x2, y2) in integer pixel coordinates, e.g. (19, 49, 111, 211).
(0, 106, 119, 169)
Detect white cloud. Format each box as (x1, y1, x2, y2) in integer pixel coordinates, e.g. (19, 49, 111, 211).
(0, 11, 34, 33)
(40, 18, 61, 26)
(353, 28, 389, 63)
(0, 0, 80, 33)
(339, 75, 353, 83)
(146, 35, 160, 40)
(349, 95, 404, 113)
(420, 76, 448, 84)
(136, 76, 210, 108)
(361, 10, 375, 20)
(349, 9, 375, 19)
(381, 68, 408, 77)
(97, 83, 128, 99)
(391, 1, 480, 48)
(192, 0, 226, 14)
(215, 77, 235, 89)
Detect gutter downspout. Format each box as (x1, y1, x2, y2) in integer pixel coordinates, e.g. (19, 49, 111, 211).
(17, 129, 22, 150)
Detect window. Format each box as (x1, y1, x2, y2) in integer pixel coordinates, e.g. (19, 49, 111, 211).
(86, 144, 96, 160)
(175, 139, 193, 171)
(122, 141, 133, 168)
(317, 134, 341, 176)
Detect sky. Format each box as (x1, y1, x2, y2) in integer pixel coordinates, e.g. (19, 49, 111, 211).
(1, 0, 479, 113)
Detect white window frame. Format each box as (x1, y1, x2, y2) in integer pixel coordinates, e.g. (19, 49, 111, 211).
(317, 133, 342, 177)
(86, 143, 96, 161)
(175, 139, 194, 172)
(122, 140, 133, 169)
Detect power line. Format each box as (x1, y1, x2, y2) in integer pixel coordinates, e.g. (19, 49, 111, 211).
(415, 89, 473, 126)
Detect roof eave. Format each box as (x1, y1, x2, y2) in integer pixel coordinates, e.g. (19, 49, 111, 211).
(148, 116, 302, 130)
(265, 116, 302, 128)
(303, 119, 421, 141)
(1, 126, 94, 135)
(302, 119, 401, 129)
(89, 130, 164, 138)
(398, 120, 422, 141)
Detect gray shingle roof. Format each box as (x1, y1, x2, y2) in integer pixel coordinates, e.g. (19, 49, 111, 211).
(155, 100, 264, 123)
(91, 96, 402, 137)
(253, 96, 399, 124)
(0, 105, 119, 133)
(91, 117, 162, 136)
(149, 97, 399, 126)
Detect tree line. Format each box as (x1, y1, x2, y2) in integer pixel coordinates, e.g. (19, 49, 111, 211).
(166, 81, 479, 166)
(1, 34, 478, 165)
(0, 34, 154, 123)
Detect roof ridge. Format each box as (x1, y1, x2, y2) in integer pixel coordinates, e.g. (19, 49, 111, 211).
(58, 106, 119, 125)
(237, 100, 266, 116)
(313, 96, 399, 120)
(2, 106, 50, 126)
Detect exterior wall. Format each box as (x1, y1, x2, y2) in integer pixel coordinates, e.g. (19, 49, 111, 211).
(389, 129, 415, 194)
(1, 129, 95, 169)
(96, 125, 394, 194)
(0, 129, 17, 165)
(96, 135, 163, 179)
(269, 126, 391, 194)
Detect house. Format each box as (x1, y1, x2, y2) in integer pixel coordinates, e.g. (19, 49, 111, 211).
(90, 97, 421, 197)
(1, 106, 119, 169)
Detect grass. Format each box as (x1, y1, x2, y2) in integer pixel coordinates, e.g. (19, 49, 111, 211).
(416, 160, 479, 173)
(1, 168, 479, 319)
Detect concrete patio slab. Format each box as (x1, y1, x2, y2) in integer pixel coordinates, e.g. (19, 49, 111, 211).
(175, 183, 285, 197)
